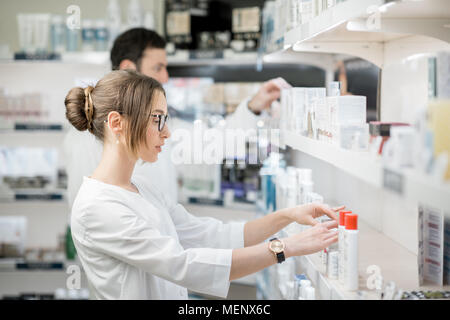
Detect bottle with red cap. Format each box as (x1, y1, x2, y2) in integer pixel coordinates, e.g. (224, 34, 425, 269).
(338, 210, 352, 284)
(344, 214, 359, 291)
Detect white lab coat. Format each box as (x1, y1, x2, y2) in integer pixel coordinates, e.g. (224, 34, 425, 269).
(71, 175, 245, 299)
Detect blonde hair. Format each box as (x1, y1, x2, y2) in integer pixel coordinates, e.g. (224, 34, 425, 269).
(64, 70, 165, 157)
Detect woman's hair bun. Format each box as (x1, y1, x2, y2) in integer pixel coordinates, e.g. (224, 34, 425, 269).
(65, 86, 90, 131)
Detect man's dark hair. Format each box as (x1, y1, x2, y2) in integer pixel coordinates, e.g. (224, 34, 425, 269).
(110, 28, 166, 71)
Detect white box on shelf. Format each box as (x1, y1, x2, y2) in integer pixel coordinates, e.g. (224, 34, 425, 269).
(306, 88, 326, 138)
(331, 123, 369, 150)
(313, 94, 330, 142)
(328, 95, 367, 126)
(291, 87, 307, 135)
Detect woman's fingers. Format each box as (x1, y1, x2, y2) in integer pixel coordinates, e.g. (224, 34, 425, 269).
(321, 220, 338, 230)
(323, 229, 338, 240)
(332, 205, 345, 212)
(324, 234, 339, 246)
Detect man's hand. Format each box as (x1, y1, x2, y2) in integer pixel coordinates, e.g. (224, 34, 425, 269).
(248, 77, 291, 114)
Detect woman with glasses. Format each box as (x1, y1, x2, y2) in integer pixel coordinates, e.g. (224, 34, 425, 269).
(65, 70, 339, 300)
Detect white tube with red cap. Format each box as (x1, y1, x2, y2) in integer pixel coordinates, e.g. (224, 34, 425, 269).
(344, 214, 359, 291)
(338, 210, 352, 284)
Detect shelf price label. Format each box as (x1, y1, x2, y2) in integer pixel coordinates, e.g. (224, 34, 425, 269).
(382, 168, 404, 195)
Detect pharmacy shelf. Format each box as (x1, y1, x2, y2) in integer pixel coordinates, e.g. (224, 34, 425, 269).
(0, 189, 67, 203)
(282, 0, 450, 67)
(284, 130, 450, 211)
(168, 49, 259, 66)
(0, 129, 67, 148)
(284, 129, 382, 187)
(284, 220, 450, 300)
(285, 0, 386, 45)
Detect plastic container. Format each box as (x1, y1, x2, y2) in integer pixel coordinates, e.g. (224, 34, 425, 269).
(81, 19, 95, 51)
(50, 15, 65, 54)
(344, 214, 359, 291)
(94, 19, 109, 51)
(339, 210, 352, 284)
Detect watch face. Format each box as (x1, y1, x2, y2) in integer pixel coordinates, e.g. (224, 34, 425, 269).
(270, 240, 284, 253)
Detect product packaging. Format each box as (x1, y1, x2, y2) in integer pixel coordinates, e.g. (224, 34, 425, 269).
(338, 210, 351, 284)
(418, 204, 449, 285)
(332, 123, 369, 150)
(291, 88, 307, 135)
(328, 95, 366, 126)
(50, 15, 65, 54)
(368, 122, 410, 155)
(81, 19, 95, 51)
(429, 100, 450, 180)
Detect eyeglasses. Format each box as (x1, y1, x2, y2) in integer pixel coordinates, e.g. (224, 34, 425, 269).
(150, 114, 169, 132)
(103, 113, 169, 132)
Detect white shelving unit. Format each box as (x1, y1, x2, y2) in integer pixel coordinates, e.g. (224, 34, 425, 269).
(285, 219, 450, 300)
(257, 0, 450, 300)
(283, 0, 450, 67)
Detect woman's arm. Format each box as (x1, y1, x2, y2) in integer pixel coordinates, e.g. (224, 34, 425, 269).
(231, 220, 338, 280)
(243, 204, 341, 247)
(243, 208, 292, 247)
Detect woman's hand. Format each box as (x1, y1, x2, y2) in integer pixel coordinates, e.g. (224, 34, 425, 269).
(287, 203, 344, 226)
(283, 220, 339, 258)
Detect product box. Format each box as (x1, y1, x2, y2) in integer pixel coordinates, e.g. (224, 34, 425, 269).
(314, 95, 330, 142)
(428, 100, 450, 180)
(291, 88, 307, 135)
(368, 122, 410, 155)
(444, 216, 450, 285)
(280, 88, 292, 131)
(328, 95, 367, 126)
(306, 88, 326, 138)
(418, 204, 446, 286)
(331, 123, 369, 150)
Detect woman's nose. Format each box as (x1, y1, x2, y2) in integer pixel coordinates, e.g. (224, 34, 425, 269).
(161, 123, 171, 139)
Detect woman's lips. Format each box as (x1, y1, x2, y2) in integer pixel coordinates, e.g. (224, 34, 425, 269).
(156, 146, 162, 152)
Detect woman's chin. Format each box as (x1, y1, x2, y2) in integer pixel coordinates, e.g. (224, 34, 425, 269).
(140, 154, 158, 163)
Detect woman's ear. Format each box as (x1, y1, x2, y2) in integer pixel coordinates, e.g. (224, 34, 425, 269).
(107, 111, 123, 134)
(119, 59, 137, 71)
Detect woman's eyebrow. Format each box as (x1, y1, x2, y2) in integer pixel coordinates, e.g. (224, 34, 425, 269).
(151, 109, 166, 114)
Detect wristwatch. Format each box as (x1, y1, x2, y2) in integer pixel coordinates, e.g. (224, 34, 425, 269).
(268, 238, 285, 264)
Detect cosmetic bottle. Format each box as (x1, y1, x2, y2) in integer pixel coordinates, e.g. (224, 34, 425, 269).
(94, 19, 109, 51)
(81, 19, 95, 51)
(107, 0, 121, 47)
(327, 250, 339, 279)
(50, 15, 65, 54)
(305, 286, 316, 300)
(344, 214, 359, 291)
(294, 274, 307, 299)
(338, 210, 352, 284)
(299, 279, 311, 299)
(298, 168, 313, 204)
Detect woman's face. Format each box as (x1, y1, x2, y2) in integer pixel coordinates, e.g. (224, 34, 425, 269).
(138, 91, 171, 163)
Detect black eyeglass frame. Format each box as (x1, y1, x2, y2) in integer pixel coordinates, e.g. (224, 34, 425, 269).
(103, 113, 169, 132)
(150, 114, 169, 132)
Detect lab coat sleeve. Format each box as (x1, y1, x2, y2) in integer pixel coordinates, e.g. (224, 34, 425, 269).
(145, 178, 245, 250)
(224, 98, 260, 131)
(80, 201, 233, 298)
(168, 203, 246, 250)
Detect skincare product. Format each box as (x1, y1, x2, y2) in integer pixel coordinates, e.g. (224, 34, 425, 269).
(339, 210, 351, 284)
(344, 214, 359, 291)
